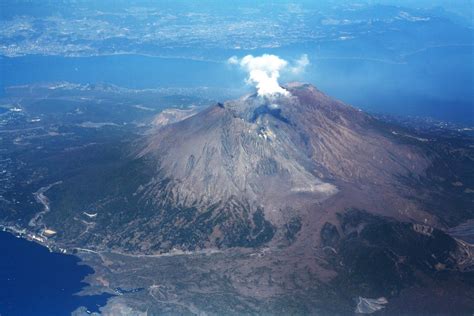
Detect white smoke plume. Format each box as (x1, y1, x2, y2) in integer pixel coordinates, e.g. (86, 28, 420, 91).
(228, 54, 309, 98)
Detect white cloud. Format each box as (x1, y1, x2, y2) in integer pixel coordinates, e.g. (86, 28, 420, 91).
(228, 54, 310, 98)
(290, 54, 310, 75)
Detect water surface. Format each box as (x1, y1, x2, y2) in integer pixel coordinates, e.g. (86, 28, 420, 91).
(0, 231, 110, 316)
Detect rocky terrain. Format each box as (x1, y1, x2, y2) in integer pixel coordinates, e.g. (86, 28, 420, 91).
(125, 83, 431, 251)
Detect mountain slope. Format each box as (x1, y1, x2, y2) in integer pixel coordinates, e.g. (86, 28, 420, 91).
(106, 83, 432, 252)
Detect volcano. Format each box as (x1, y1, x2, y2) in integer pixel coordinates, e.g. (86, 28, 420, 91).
(38, 83, 474, 314)
(46, 83, 472, 253)
(100, 82, 443, 252)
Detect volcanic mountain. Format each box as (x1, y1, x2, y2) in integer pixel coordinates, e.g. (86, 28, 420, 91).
(105, 82, 437, 252)
(44, 82, 471, 254)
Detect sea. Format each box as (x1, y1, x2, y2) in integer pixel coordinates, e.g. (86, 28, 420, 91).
(0, 47, 473, 123)
(0, 231, 111, 316)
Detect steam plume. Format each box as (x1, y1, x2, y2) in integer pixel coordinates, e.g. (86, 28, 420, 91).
(228, 54, 309, 98)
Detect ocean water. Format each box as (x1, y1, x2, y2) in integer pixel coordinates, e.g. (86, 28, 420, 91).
(0, 232, 111, 316)
(0, 47, 472, 123)
(0, 54, 242, 90)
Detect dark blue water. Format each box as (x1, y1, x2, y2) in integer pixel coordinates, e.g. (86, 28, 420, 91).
(0, 232, 111, 316)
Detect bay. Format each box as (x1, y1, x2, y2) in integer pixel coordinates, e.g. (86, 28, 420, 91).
(0, 231, 111, 316)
